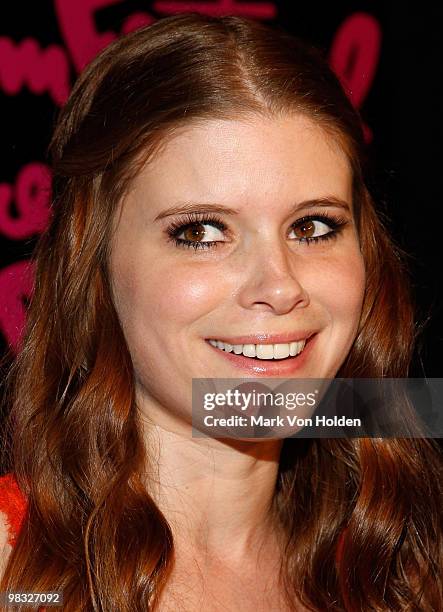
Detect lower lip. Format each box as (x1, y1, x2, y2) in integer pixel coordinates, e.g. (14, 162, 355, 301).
(206, 335, 316, 376)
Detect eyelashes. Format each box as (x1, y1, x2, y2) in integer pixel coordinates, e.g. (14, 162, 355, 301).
(165, 210, 349, 251)
(166, 212, 228, 250)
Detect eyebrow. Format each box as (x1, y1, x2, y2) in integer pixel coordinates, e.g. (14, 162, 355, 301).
(153, 197, 351, 221)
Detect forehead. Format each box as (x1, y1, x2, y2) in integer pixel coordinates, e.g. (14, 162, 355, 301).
(129, 114, 353, 216)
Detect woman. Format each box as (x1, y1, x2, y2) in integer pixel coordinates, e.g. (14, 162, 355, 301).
(0, 12, 441, 611)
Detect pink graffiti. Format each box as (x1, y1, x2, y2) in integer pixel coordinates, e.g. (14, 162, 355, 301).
(329, 12, 381, 140)
(54, 0, 276, 75)
(0, 37, 70, 106)
(0, 5, 377, 116)
(55, 0, 121, 73)
(0, 260, 34, 352)
(153, 0, 277, 19)
(0, 163, 51, 240)
(0, 1, 155, 103)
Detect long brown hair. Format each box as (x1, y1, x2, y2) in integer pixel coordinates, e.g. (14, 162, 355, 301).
(1, 13, 441, 611)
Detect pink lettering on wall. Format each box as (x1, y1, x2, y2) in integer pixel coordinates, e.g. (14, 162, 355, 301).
(329, 12, 381, 140)
(0, 37, 70, 106)
(0, 260, 34, 352)
(153, 0, 277, 19)
(55, 0, 122, 73)
(0, 163, 51, 240)
(54, 0, 277, 74)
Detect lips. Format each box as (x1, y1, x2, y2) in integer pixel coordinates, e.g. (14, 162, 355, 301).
(206, 333, 317, 376)
(208, 339, 306, 360)
(206, 331, 315, 345)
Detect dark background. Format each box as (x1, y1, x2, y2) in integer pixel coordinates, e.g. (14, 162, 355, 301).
(0, 1, 442, 380)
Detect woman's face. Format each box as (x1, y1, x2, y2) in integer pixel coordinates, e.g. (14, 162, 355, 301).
(109, 114, 365, 426)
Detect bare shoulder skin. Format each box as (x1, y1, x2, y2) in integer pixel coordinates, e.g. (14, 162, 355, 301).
(0, 511, 12, 579)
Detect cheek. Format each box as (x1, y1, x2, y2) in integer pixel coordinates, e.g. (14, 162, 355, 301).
(311, 248, 366, 324)
(150, 263, 225, 328)
(338, 257, 366, 332)
(113, 254, 225, 335)
(305, 248, 365, 376)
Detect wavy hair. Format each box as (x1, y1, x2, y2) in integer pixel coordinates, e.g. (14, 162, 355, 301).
(1, 13, 442, 611)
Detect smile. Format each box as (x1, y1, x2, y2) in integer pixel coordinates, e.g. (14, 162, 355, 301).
(208, 339, 306, 360)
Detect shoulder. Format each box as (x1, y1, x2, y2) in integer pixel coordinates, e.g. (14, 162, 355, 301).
(0, 507, 12, 579)
(0, 473, 27, 547)
(0, 473, 27, 579)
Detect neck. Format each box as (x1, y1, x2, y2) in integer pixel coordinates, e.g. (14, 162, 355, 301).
(142, 421, 284, 562)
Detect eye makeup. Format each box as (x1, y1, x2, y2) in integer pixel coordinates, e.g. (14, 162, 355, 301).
(165, 210, 349, 251)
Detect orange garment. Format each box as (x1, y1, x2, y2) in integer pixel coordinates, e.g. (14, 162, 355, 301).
(0, 474, 45, 612)
(0, 472, 27, 547)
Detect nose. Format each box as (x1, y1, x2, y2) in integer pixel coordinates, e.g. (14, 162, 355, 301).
(237, 239, 310, 315)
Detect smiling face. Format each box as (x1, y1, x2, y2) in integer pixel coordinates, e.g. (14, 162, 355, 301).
(108, 114, 366, 430)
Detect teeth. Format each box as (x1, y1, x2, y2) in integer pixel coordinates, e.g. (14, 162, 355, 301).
(242, 344, 256, 358)
(273, 343, 290, 359)
(208, 339, 307, 360)
(289, 341, 299, 356)
(256, 345, 274, 359)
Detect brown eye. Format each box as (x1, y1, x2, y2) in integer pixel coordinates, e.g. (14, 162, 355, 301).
(183, 223, 206, 242)
(294, 220, 315, 239)
(289, 218, 333, 242)
(175, 221, 225, 244)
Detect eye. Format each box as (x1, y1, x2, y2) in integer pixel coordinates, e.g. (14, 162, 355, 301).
(177, 221, 225, 244)
(290, 218, 331, 240)
(288, 214, 347, 244)
(166, 213, 228, 250)
(165, 211, 348, 251)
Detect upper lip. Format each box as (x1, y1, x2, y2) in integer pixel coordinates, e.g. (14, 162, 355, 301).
(206, 331, 316, 345)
